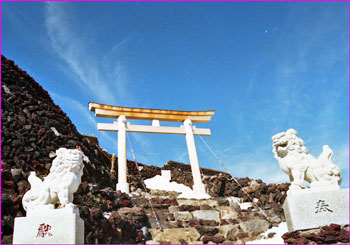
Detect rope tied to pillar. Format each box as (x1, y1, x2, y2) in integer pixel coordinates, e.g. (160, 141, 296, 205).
(198, 135, 272, 223)
(126, 133, 163, 230)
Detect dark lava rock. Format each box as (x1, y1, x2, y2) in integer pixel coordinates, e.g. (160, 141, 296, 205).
(199, 219, 220, 226)
(195, 226, 219, 236)
(179, 205, 200, 212)
(282, 224, 349, 244)
(201, 235, 225, 244)
(1, 56, 150, 244)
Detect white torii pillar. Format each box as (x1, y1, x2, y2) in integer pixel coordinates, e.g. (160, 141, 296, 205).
(116, 115, 129, 194)
(184, 119, 207, 196)
(114, 117, 207, 196)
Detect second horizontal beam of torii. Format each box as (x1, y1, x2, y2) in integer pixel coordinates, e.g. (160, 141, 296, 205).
(97, 122, 211, 136)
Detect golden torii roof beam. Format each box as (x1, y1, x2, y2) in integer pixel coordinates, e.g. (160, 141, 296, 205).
(89, 102, 215, 123)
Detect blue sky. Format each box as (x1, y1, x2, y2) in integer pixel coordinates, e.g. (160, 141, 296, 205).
(2, 2, 349, 187)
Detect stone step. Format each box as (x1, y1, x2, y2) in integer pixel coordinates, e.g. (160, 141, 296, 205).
(149, 227, 201, 244)
(177, 198, 219, 207)
(170, 207, 238, 223)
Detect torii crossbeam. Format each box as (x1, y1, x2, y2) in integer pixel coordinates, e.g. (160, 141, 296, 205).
(89, 102, 215, 195)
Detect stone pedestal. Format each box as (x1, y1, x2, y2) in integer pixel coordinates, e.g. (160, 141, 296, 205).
(13, 207, 84, 244)
(116, 182, 130, 194)
(193, 182, 207, 196)
(283, 188, 349, 232)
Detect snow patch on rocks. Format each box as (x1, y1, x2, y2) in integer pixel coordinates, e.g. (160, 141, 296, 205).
(246, 222, 288, 244)
(144, 175, 192, 193)
(144, 174, 211, 199)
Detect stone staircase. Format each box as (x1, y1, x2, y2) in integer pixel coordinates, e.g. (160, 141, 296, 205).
(132, 191, 274, 244)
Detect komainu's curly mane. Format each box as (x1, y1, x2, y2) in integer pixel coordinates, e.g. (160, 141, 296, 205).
(272, 129, 342, 191)
(22, 148, 84, 212)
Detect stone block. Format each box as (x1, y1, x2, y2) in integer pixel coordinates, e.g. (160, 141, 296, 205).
(177, 199, 218, 207)
(146, 240, 160, 244)
(13, 210, 84, 244)
(226, 196, 242, 211)
(218, 224, 240, 240)
(239, 219, 270, 233)
(168, 206, 180, 213)
(192, 210, 220, 223)
(219, 206, 238, 220)
(173, 211, 193, 222)
(283, 188, 349, 231)
(149, 228, 200, 244)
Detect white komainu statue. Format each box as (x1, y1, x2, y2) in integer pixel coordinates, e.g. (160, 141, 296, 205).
(22, 148, 85, 212)
(272, 129, 342, 191)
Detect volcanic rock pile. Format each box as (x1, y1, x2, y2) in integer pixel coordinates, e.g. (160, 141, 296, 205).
(1, 55, 113, 186)
(75, 187, 149, 244)
(143, 195, 278, 244)
(282, 223, 349, 244)
(162, 160, 232, 185)
(0, 55, 149, 244)
(164, 162, 289, 214)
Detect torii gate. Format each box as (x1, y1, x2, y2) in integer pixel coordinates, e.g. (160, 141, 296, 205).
(89, 102, 215, 196)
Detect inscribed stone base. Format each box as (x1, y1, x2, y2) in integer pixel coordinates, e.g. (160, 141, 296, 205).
(283, 188, 349, 232)
(13, 210, 84, 244)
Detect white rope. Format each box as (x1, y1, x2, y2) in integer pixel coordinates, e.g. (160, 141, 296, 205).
(198, 135, 271, 222)
(126, 133, 163, 230)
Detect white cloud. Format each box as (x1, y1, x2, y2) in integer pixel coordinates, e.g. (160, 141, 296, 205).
(44, 2, 117, 104)
(50, 91, 119, 153)
(50, 92, 97, 128)
(44, 2, 154, 157)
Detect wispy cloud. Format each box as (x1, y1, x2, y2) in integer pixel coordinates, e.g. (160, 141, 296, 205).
(44, 2, 153, 155)
(50, 92, 118, 150)
(51, 92, 97, 127)
(45, 2, 120, 105)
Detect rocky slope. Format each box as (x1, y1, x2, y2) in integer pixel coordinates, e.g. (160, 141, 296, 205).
(1, 55, 151, 244)
(1, 55, 113, 186)
(1, 56, 348, 244)
(282, 224, 349, 244)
